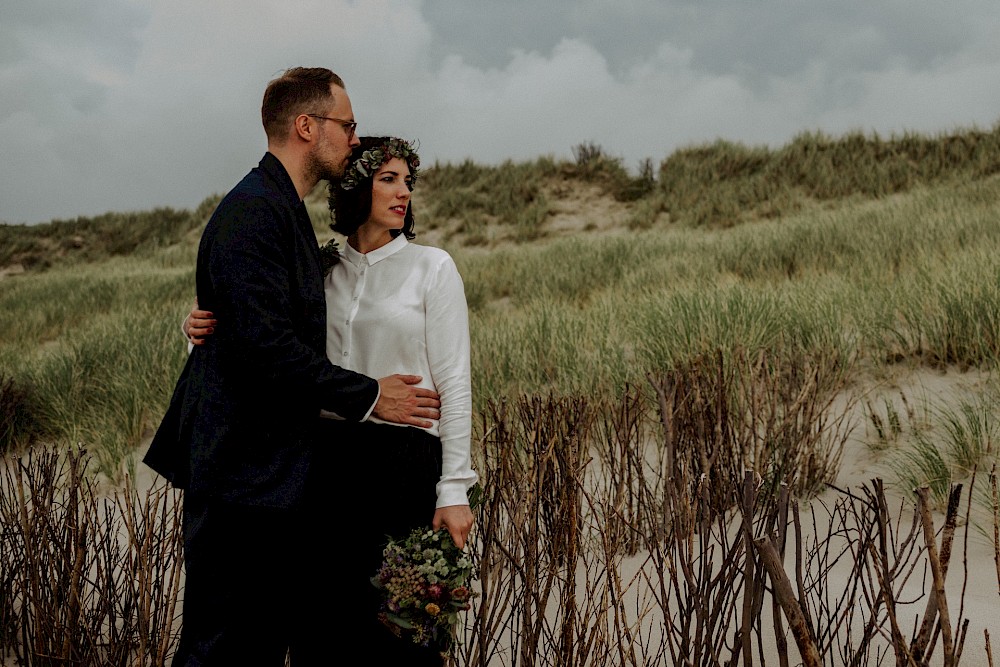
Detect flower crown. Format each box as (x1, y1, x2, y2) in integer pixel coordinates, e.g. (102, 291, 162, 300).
(340, 137, 420, 191)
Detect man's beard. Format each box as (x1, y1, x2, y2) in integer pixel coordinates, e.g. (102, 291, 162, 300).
(308, 148, 347, 185)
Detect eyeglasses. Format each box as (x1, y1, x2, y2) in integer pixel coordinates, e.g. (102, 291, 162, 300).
(306, 114, 358, 139)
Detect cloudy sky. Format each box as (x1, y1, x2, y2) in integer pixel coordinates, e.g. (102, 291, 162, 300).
(3, 0, 999, 225)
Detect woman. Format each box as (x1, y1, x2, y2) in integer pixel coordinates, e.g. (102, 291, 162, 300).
(184, 136, 477, 665)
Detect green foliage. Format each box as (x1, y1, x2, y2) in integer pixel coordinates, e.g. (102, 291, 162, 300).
(0, 198, 215, 270)
(419, 157, 558, 243)
(568, 142, 656, 202)
(0, 372, 45, 455)
(18, 306, 189, 481)
(626, 196, 662, 230)
(888, 430, 953, 507)
(5, 125, 1000, 476)
(6, 124, 1000, 662)
(863, 396, 904, 450)
(0, 258, 194, 481)
(939, 396, 1000, 475)
(415, 146, 652, 243)
(867, 385, 1000, 511)
(657, 123, 1000, 227)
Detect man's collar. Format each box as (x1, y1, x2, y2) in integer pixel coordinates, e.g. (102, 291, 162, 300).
(259, 152, 302, 205)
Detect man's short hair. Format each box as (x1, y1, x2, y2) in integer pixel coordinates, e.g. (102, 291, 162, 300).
(262, 67, 346, 141)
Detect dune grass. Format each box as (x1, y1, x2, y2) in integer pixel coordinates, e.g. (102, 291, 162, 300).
(2, 126, 1000, 490)
(0, 258, 194, 479)
(3, 125, 1000, 665)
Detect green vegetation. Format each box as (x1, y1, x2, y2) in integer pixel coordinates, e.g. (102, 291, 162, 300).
(3, 124, 1000, 495)
(875, 387, 1000, 509)
(3, 124, 1000, 666)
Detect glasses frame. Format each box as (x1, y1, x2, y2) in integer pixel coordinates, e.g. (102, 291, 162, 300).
(305, 114, 358, 139)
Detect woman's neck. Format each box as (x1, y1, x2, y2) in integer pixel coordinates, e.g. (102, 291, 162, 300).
(348, 225, 394, 255)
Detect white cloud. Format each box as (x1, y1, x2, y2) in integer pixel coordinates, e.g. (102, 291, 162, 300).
(3, 0, 1000, 224)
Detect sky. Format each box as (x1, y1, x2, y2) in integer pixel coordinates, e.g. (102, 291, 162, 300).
(3, 0, 1000, 226)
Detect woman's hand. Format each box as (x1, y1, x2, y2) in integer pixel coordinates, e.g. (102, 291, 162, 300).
(184, 297, 216, 346)
(433, 504, 474, 550)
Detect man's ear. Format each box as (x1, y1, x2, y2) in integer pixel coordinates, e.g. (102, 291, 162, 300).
(293, 114, 314, 142)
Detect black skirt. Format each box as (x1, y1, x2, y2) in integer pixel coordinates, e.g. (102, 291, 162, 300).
(294, 419, 446, 666)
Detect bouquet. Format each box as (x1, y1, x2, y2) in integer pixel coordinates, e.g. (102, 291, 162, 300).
(372, 526, 476, 656)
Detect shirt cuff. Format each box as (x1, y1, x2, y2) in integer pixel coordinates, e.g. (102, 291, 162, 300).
(361, 383, 380, 421)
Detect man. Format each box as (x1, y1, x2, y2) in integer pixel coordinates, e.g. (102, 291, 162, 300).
(144, 67, 441, 666)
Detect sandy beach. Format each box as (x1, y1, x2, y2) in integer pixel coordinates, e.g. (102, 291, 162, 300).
(814, 365, 1000, 666)
(38, 364, 1000, 666)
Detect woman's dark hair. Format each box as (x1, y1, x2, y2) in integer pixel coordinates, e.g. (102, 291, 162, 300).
(327, 136, 418, 239)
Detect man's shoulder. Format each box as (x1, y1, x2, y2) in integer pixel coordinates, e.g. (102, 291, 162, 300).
(224, 163, 283, 204)
(208, 170, 292, 226)
(215, 154, 295, 211)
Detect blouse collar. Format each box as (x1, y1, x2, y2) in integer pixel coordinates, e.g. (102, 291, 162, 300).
(343, 233, 409, 266)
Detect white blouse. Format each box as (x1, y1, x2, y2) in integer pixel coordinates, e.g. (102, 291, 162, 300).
(319, 234, 478, 508)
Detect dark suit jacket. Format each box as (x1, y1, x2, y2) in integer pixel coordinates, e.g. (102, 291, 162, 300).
(144, 153, 378, 508)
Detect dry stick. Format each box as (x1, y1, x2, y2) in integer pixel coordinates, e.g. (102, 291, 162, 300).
(912, 484, 962, 663)
(916, 486, 956, 667)
(833, 497, 873, 663)
(14, 455, 43, 660)
(858, 486, 917, 667)
(872, 478, 915, 667)
(472, 524, 522, 666)
(772, 485, 790, 667)
(695, 475, 714, 664)
(555, 431, 580, 667)
(865, 538, 918, 667)
(667, 488, 695, 664)
(791, 503, 841, 662)
(665, 370, 711, 663)
(125, 480, 148, 662)
(0, 463, 15, 659)
(823, 499, 855, 666)
(467, 419, 517, 667)
(476, 403, 531, 666)
(740, 471, 757, 667)
(986, 629, 994, 667)
(518, 403, 552, 664)
(991, 469, 1000, 596)
(159, 487, 186, 666)
(953, 472, 978, 667)
(524, 452, 548, 663)
(608, 400, 654, 664)
(848, 490, 877, 632)
(136, 486, 161, 663)
(539, 397, 588, 665)
(647, 372, 686, 665)
(595, 499, 640, 667)
(752, 533, 822, 667)
(705, 517, 745, 665)
(62, 519, 86, 663)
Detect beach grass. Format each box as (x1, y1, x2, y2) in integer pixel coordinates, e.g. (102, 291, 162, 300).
(2, 125, 1000, 664)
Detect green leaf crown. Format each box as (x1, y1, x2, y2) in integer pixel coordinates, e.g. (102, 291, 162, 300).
(340, 137, 420, 191)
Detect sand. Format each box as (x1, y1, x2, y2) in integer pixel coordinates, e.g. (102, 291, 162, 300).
(20, 364, 995, 666)
(810, 365, 1000, 666)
